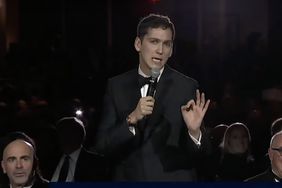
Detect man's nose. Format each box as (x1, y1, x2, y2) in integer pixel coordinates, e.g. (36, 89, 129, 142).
(156, 44, 163, 54)
(16, 160, 23, 168)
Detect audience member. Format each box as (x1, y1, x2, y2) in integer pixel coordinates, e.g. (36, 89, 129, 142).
(216, 122, 257, 181)
(208, 124, 228, 180)
(245, 130, 282, 182)
(210, 124, 228, 151)
(252, 117, 282, 175)
(50, 117, 109, 182)
(0, 131, 49, 188)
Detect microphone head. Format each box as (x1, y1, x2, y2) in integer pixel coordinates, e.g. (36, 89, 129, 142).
(151, 68, 160, 79)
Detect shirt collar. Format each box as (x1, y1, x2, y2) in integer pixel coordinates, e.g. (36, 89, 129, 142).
(272, 169, 281, 182)
(64, 147, 82, 164)
(138, 65, 164, 80)
(10, 184, 33, 188)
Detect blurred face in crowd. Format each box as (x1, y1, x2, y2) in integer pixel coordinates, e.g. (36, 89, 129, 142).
(1, 139, 34, 187)
(135, 27, 173, 75)
(269, 132, 282, 178)
(227, 126, 249, 154)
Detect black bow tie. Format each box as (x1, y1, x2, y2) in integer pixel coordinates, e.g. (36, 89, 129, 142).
(138, 75, 151, 88)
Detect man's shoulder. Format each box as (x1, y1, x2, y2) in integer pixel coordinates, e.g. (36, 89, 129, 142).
(78, 148, 108, 166)
(110, 69, 137, 81)
(165, 66, 198, 87)
(32, 177, 49, 188)
(0, 184, 9, 188)
(244, 170, 274, 182)
(80, 147, 104, 158)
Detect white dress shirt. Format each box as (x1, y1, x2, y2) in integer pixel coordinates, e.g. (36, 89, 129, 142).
(51, 147, 82, 182)
(128, 66, 201, 146)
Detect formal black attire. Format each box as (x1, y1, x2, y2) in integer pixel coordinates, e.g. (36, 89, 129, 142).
(74, 148, 109, 181)
(0, 175, 49, 188)
(95, 65, 211, 181)
(217, 153, 257, 181)
(51, 147, 109, 181)
(245, 168, 281, 182)
(30, 177, 49, 188)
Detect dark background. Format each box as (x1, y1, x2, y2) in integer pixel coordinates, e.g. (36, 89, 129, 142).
(0, 0, 282, 160)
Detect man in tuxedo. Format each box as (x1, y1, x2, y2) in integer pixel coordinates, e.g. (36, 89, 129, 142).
(94, 13, 211, 181)
(51, 117, 109, 182)
(245, 131, 282, 182)
(0, 132, 49, 188)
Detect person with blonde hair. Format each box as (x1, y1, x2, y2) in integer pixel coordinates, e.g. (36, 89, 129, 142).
(217, 122, 256, 180)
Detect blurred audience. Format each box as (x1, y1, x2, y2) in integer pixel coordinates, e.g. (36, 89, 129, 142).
(253, 117, 282, 175)
(210, 124, 229, 152)
(209, 124, 228, 179)
(216, 122, 257, 181)
(245, 130, 282, 182)
(50, 117, 109, 182)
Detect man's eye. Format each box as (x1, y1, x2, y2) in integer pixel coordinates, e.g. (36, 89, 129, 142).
(164, 42, 172, 47)
(150, 40, 158, 44)
(22, 157, 30, 161)
(7, 158, 15, 162)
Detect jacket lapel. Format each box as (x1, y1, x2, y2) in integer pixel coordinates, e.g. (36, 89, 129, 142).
(123, 69, 141, 115)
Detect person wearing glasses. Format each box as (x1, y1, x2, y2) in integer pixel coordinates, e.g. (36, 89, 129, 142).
(245, 130, 282, 182)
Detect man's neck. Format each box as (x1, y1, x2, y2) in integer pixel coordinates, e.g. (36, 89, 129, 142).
(138, 65, 165, 79)
(10, 184, 33, 188)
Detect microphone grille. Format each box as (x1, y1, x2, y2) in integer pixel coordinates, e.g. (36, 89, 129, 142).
(151, 68, 160, 79)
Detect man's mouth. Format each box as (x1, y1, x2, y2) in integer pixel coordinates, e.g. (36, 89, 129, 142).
(14, 172, 26, 177)
(152, 57, 162, 63)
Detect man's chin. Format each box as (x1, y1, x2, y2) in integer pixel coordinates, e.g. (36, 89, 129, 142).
(13, 177, 28, 186)
(150, 65, 163, 72)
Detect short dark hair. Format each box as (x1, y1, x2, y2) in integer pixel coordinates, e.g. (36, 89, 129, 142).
(137, 13, 175, 41)
(56, 117, 86, 143)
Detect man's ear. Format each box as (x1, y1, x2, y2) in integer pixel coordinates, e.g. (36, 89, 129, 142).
(1, 160, 6, 174)
(134, 37, 141, 52)
(268, 148, 273, 161)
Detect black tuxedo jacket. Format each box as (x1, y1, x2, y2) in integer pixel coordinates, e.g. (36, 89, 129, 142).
(245, 169, 279, 182)
(30, 178, 49, 188)
(51, 148, 109, 182)
(0, 176, 49, 188)
(74, 148, 109, 181)
(95, 65, 211, 181)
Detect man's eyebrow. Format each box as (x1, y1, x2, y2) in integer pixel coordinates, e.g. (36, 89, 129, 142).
(6, 156, 16, 161)
(147, 37, 172, 42)
(20, 155, 31, 159)
(146, 37, 159, 40)
(272, 146, 282, 150)
(6, 155, 31, 160)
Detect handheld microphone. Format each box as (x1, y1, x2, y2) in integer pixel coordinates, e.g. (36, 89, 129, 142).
(146, 68, 160, 97)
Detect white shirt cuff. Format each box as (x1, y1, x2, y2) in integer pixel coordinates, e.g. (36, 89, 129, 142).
(129, 126, 136, 135)
(188, 131, 202, 147)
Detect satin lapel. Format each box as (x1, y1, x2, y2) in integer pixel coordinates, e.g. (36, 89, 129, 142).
(143, 66, 172, 141)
